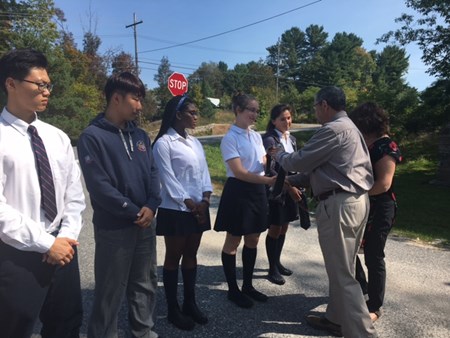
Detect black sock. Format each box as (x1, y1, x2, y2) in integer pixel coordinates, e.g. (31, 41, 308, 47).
(242, 245, 257, 289)
(221, 251, 239, 293)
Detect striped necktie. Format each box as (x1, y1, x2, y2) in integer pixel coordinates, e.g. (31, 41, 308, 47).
(28, 125, 58, 222)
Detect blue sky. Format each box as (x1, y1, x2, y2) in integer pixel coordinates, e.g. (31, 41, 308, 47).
(54, 0, 436, 91)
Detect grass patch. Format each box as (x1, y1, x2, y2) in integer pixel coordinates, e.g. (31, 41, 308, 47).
(203, 144, 227, 193)
(394, 157, 450, 246)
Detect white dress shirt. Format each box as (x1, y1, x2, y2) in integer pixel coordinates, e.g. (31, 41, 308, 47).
(275, 129, 295, 154)
(220, 124, 266, 177)
(0, 108, 85, 253)
(153, 128, 212, 212)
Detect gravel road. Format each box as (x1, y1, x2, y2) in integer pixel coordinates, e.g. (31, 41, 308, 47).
(32, 189, 450, 338)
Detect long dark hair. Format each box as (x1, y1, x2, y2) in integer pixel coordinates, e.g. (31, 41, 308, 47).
(266, 104, 293, 132)
(153, 95, 194, 145)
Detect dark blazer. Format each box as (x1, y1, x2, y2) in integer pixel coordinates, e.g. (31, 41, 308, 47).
(262, 129, 311, 230)
(262, 129, 297, 177)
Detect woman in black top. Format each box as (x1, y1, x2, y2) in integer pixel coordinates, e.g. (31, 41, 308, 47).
(350, 102, 403, 322)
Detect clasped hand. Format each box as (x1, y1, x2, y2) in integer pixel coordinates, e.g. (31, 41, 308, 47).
(43, 237, 78, 266)
(185, 198, 208, 225)
(135, 206, 155, 228)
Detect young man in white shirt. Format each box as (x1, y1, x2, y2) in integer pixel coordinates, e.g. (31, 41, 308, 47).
(0, 49, 86, 337)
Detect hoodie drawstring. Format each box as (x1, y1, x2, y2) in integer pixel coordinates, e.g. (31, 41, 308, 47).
(119, 129, 133, 160)
(128, 132, 134, 153)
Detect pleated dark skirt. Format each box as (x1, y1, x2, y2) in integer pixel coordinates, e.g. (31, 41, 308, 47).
(156, 207, 211, 236)
(214, 177, 268, 236)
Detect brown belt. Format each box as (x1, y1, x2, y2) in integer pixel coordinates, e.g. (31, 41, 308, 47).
(315, 188, 345, 201)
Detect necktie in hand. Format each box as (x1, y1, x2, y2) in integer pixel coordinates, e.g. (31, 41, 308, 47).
(28, 125, 58, 222)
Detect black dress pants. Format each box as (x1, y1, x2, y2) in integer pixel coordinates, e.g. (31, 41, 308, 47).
(355, 195, 396, 312)
(0, 241, 82, 338)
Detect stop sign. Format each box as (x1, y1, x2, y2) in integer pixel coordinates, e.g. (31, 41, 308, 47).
(167, 72, 188, 96)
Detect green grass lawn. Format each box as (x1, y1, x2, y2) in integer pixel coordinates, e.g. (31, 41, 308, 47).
(203, 132, 450, 247)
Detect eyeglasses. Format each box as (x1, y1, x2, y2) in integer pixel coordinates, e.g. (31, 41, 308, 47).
(245, 106, 260, 114)
(313, 100, 322, 109)
(21, 79, 53, 92)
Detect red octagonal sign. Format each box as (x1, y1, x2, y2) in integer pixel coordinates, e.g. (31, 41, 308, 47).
(167, 72, 188, 96)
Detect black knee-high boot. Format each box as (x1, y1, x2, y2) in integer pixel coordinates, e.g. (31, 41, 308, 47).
(182, 267, 208, 324)
(163, 268, 195, 330)
(242, 246, 268, 302)
(277, 234, 293, 276)
(266, 235, 285, 285)
(221, 251, 253, 308)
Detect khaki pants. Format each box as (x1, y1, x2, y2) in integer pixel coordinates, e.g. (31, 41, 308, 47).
(316, 192, 377, 338)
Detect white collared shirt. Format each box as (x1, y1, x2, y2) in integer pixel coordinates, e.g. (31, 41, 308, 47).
(0, 108, 85, 253)
(220, 124, 265, 177)
(153, 128, 212, 211)
(275, 129, 295, 153)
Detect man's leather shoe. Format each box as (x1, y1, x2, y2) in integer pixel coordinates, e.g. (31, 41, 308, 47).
(305, 314, 343, 337)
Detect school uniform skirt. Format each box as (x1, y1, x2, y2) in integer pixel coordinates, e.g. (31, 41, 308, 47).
(214, 177, 268, 236)
(156, 207, 211, 236)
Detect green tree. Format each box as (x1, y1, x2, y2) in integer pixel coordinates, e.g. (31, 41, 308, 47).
(266, 27, 305, 90)
(200, 99, 215, 119)
(189, 83, 203, 108)
(82, 31, 107, 89)
(379, 0, 450, 79)
(7, 0, 59, 53)
(321, 32, 375, 91)
(111, 51, 136, 75)
(406, 79, 450, 132)
(221, 61, 276, 99)
(153, 56, 173, 119)
(0, 0, 22, 54)
(189, 62, 225, 97)
(142, 89, 158, 122)
(267, 25, 329, 91)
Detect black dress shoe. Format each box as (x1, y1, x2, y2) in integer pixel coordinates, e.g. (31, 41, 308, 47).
(277, 263, 293, 276)
(227, 290, 254, 308)
(242, 286, 269, 302)
(267, 271, 285, 285)
(305, 314, 343, 337)
(183, 302, 208, 324)
(168, 307, 195, 331)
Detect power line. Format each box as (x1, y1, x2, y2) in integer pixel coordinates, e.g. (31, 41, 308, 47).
(138, 34, 264, 55)
(139, 0, 322, 54)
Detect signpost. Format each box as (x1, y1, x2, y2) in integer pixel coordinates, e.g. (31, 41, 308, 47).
(167, 72, 188, 96)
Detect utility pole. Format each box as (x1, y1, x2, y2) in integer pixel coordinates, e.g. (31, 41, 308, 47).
(125, 13, 143, 75)
(276, 38, 281, 101)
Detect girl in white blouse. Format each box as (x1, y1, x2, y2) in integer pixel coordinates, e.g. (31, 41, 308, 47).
(153, 95, 212, 331)
(214, 93, 275, 308)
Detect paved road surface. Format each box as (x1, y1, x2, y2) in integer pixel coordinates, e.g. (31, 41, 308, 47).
(32, 189, 450, 338)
